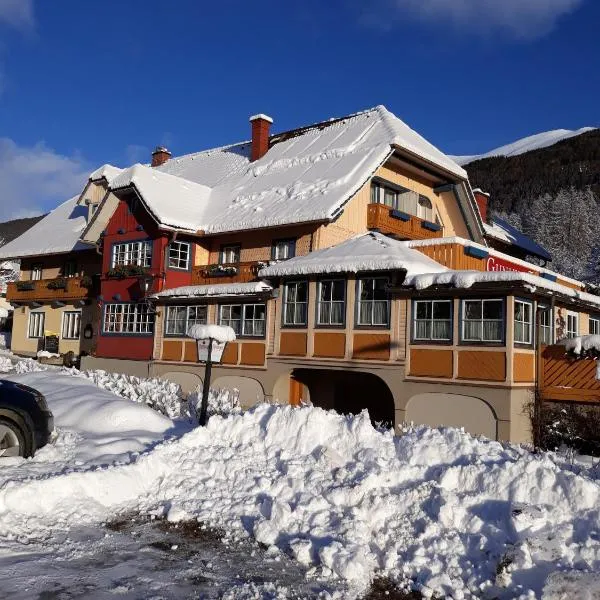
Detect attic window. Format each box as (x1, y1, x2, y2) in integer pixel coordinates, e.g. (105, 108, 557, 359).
(370, 180, 435, 222)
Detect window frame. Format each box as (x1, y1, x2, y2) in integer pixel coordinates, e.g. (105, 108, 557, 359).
(271, 238, 296, 262)
(219, 244, 241, 265)
(102, 302, 154, 336)
(514, 298, 534, 346)
(538, 304, 554, 346)
(459, 298, 505, 345)
(28, 310, 45, 339)
(282, 280, 309, 328)
(590, 314, 600, 336)
(411, 299, 453, 344)
(63, 260, 78, 278)
(164, 304, 208, 337)
(218, 303, 266, 338)
(111, 240, 153, 269)
(31, 263, 43, 281)
(167, 240, 191, 271)
(355, 276, 391, 329)
(61, 310, 82, 340)
(565, 311, 579, 339)
(315, 278, 346, 328)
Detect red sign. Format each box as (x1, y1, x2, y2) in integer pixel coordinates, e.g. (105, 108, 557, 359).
(486, 256, 536, 274)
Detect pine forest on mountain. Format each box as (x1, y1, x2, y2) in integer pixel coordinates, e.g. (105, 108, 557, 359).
(463, 129, 600, 282)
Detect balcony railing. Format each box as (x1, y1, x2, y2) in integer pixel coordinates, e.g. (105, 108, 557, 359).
(6, 276, 94, 303)
(191, 261, 263, 286)
(367, 203, 443, 240)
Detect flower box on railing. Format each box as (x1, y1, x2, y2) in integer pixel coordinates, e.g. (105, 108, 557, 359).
(421, 220, 442, 232)
(206, 264, 238, 277)
(389, 209, 411, 222)
(47, 278, 67, 290)
(106, 265, 151, 279)
(16, 281, 35, 291)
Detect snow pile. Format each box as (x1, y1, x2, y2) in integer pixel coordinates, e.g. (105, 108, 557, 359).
(67, 369, 186, 419)
(187, 386, 242, 420)
(5, 371, 173, 463)
(14, 357, 46, 373)
(37, 350, 60, 359)
(187, 324, 236, 343)
(561, 334, 600, 356)
(0, 399, 598, 598)
(0, 356, 13, 373)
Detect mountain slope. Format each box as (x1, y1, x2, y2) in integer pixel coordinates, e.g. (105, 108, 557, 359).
(451, 127, 596, 166)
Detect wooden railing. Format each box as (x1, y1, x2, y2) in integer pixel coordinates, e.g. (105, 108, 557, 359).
(191, 261, 262, 286)
(6, 277, 93, 303)
(538, 345, 600, 403)
(367, 203, 443, 241)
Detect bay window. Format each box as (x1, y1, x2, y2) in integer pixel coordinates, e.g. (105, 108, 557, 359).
(357, 277, 389, 327)
(112, 240, 152, 268)
(462, 299, 504, 343)
(219, 303, 266, 337)
(103, 303, 154, 334)
(283, 281, 308, 326)
(317, 280, 345, 326)
(165, 305, 207, 336)
(413, 300, 452, 341)
(514, 299, 533, 345)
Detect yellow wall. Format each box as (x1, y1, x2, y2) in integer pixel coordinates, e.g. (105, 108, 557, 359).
(11, 303, 97, 357)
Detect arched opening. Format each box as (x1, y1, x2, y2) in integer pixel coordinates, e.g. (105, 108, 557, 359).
(292, 369, 395, 427)
(211, 376, 265, 410)
(405, 393, 498, 440)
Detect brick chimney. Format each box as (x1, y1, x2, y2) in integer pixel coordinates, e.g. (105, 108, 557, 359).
(151, 146, 171, 167)
(473, 188, 490, 224)
(249, 114, 273, 162)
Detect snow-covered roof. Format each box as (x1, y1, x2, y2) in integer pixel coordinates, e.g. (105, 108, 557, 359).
(405, 236, 582, 288)
(112, 105, 467, 235)
(0, 196, 90, 260)
(88, 164, 123, 184)
(259, 232, 448, 278)
(483, 217, 552, 262)
(403, 270, 600, 308)
(153, 281, 273, 299)
(110, 165, 212, 232)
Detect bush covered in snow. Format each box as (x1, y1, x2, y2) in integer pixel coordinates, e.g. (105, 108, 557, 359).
(0, 356, 13, 373)
(64, 369, 186, 419)
(187, 385, 242, 421)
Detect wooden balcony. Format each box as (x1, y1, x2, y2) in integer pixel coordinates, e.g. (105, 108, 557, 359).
(367, 203, 443, 240)
(6, 277, 93, 304)
(191, 261, 262, 286)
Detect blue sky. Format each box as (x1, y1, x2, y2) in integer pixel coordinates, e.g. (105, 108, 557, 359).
(0, 0, 598, 220)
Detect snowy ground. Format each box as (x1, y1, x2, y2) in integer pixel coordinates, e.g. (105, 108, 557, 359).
(0, 356, 599, 598)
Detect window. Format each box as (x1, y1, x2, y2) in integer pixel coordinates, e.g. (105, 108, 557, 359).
(272, 239, 296, 261)
(220, 245, 240, 264)
(62, 311, 81, 340)
(165, 305, 207, 336)
(539, 306, 553, 345)
(219, 303, 266, 337)
(168, 241, 191, 270)
(565, 311, 579, 339)
(417, 195, 433, 221)
(590, 315, 600, 336)
(31, 264, 42, 281)
(462, 299, 504, 343)
(514, 299, 533, 345)
(103, 303, 154, 334)
(357, 277, 390, 327)
(63, 261, 77, 278)
(283, 281, 308, 326)
(28, 311, 45, 338)
(317, 280, 345, 326)
(112, 241, 152, 268)
(413, 300, 452, 341)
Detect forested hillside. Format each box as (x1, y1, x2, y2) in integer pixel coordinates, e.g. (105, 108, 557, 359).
(463, 129, 600, 281)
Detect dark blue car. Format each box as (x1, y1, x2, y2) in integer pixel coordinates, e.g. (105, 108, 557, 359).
(0, 380, 54, 458)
